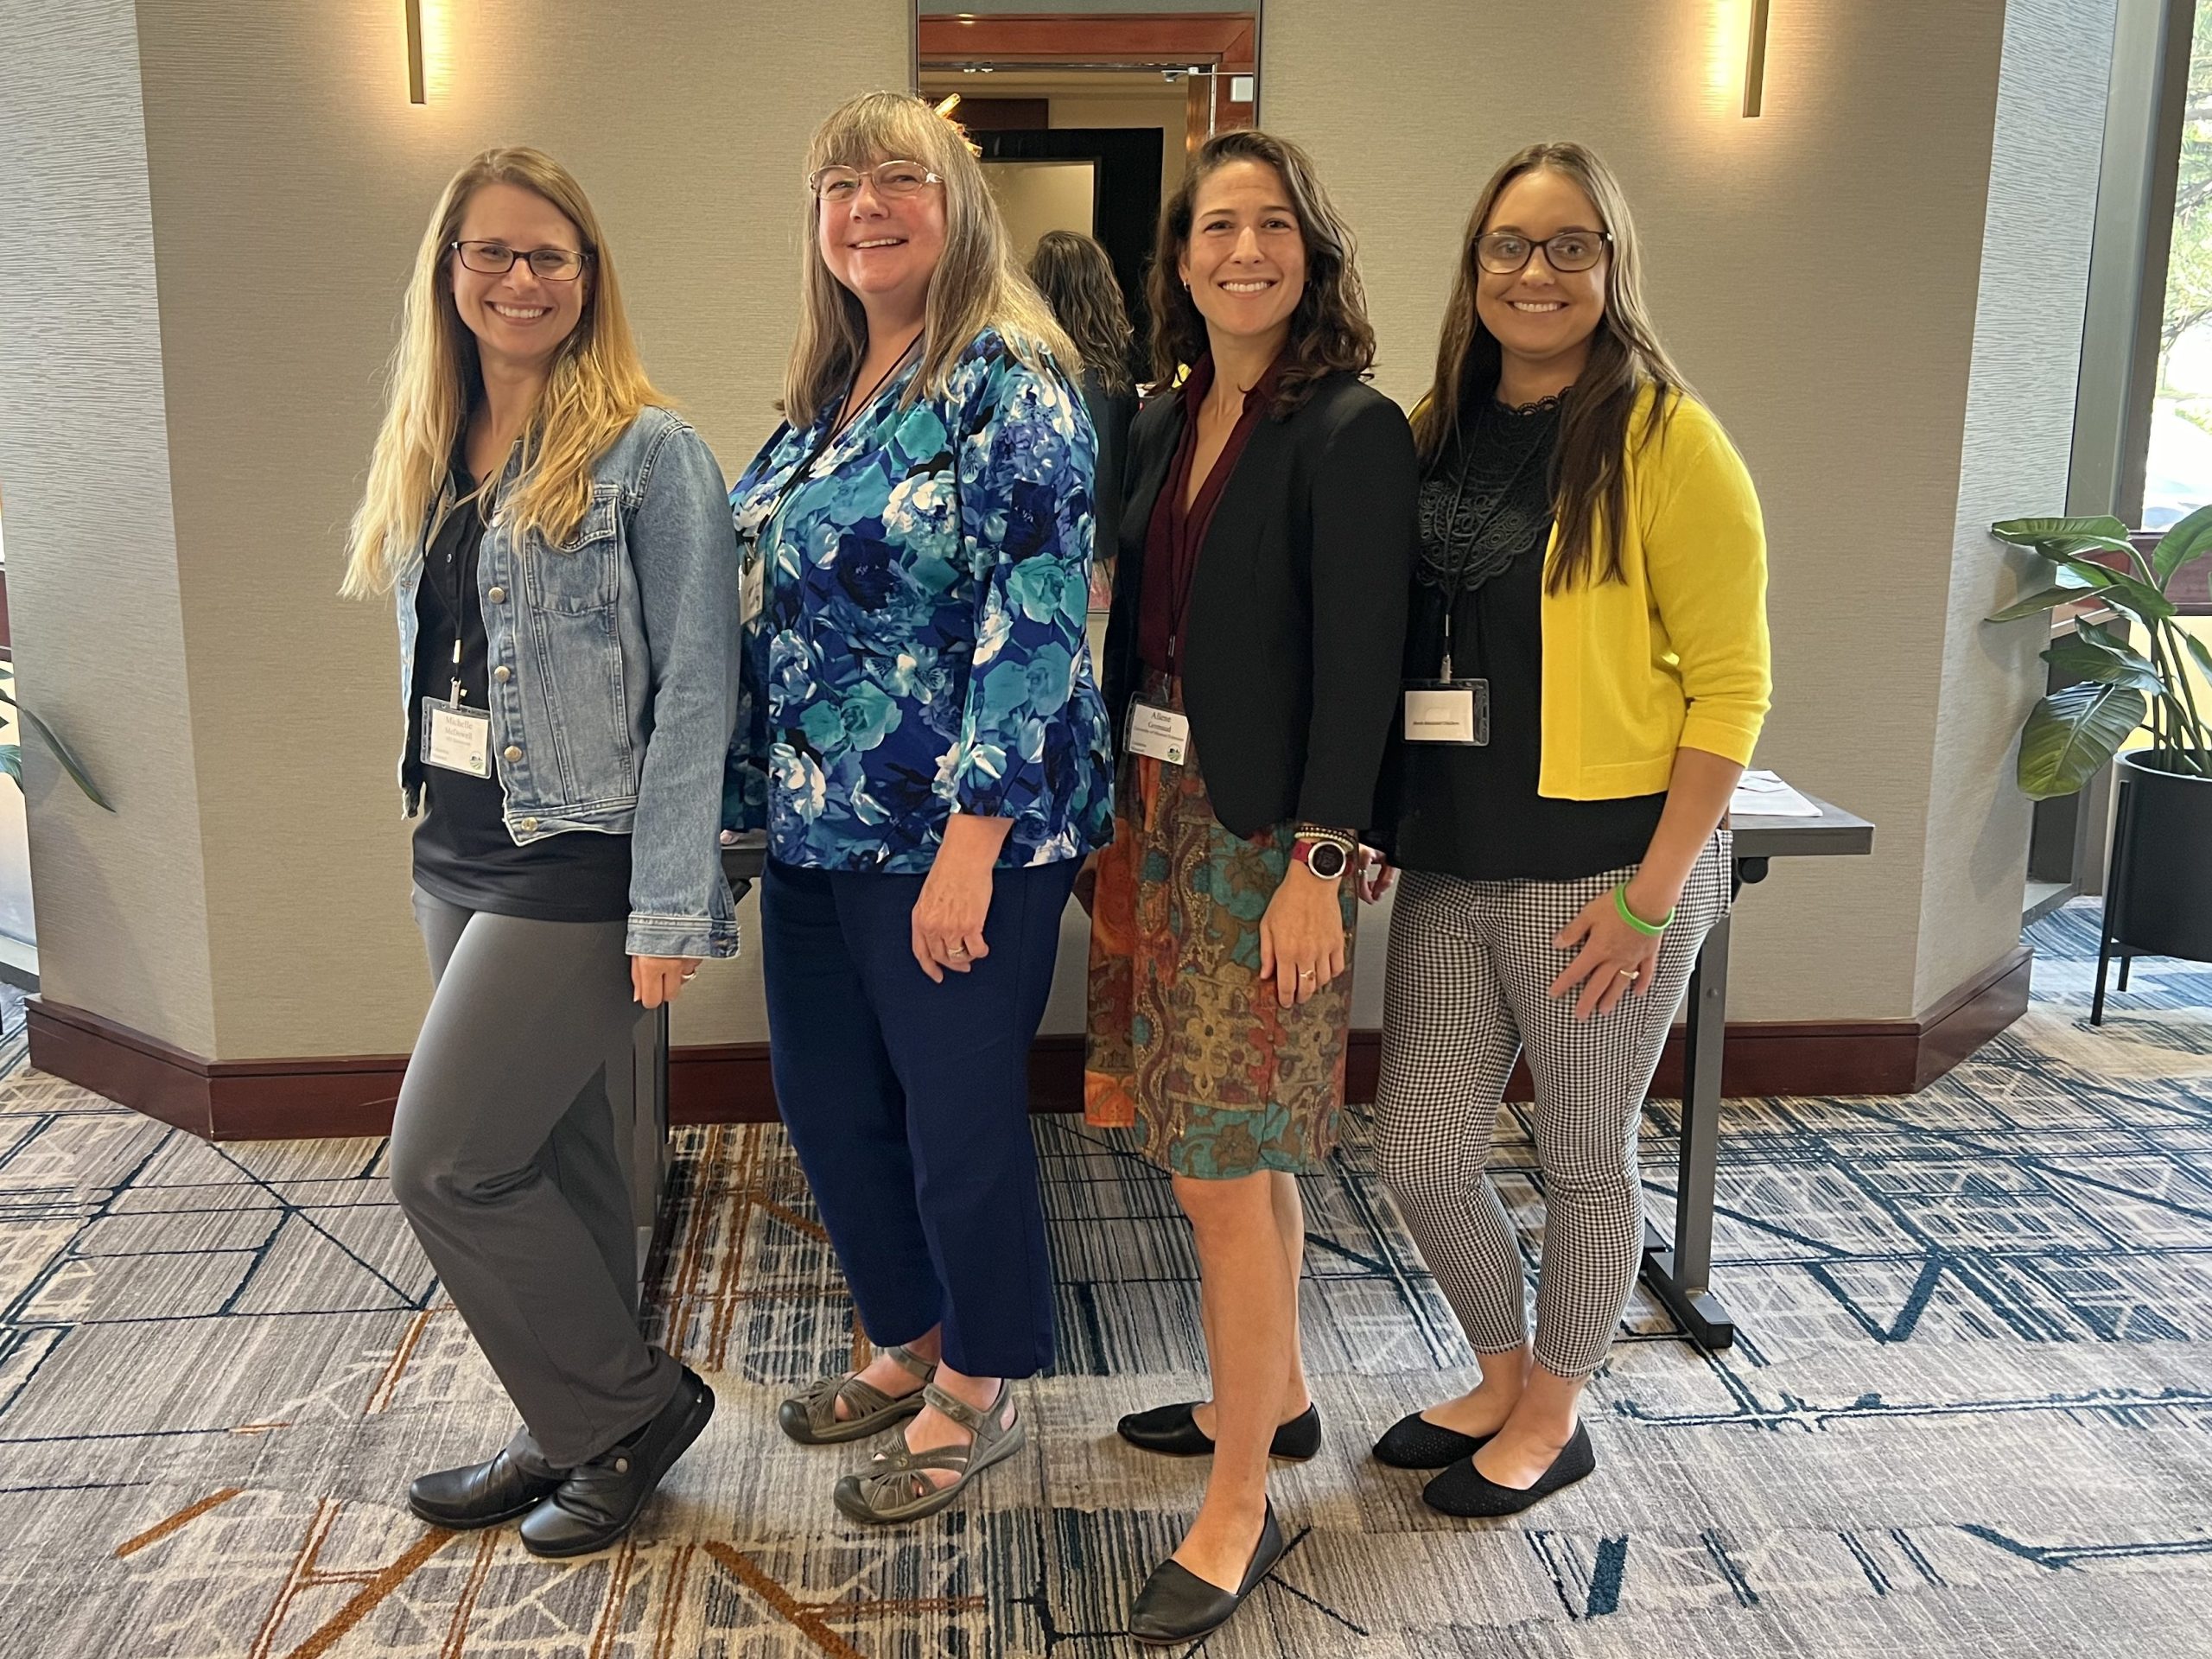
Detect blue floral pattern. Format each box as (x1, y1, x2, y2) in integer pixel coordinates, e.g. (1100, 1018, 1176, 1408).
(724, 328, 1116, 872)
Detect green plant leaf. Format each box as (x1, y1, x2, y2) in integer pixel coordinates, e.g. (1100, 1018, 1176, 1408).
(0, 747, 17, 786)
(9, 703, 114, 811)
(1988, 583, 2104, 622)
(2067, 563, 2177, 622)
(1992, 515, 2132, 546)
(2187, 629, 2212, 686)
(2018, 681, 2148, 799)
(2042, 633, 2164, 691)
(2155, 501, 2212, 585)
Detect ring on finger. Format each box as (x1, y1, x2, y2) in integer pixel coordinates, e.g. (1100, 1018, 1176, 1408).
(946, 943, 969, 959)
(1618, 968, 1639, 981)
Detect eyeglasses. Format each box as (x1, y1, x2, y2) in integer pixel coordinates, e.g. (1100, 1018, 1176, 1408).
(450, 240, 592, 282)
(1472, 229, 1612, 276)
(809, 160, 943, 203)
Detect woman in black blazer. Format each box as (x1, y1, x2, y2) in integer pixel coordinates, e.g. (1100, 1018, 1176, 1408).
(1083, 129, 1416, 1645)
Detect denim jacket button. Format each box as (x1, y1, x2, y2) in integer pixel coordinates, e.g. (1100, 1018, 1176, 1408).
(503, 745, 523, 763)
(520, 817, 538, 833)
(493, 664, 511, 683)
(487, 585, 506, 603)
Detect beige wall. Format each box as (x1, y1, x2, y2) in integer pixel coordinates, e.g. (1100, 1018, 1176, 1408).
(0, 0, 219, 1055)
(0, 0, 2123, 1077)
(1264, 0, 2117, 1023)
(2, 0, 906, 1060)
(985, 159, 1101, 257)
(1050, 87, 1191, 206)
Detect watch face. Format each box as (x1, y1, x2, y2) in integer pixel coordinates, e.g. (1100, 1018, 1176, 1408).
(1306, 842, 1348, 879)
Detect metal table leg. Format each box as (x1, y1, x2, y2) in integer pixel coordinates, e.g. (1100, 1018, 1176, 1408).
(1638, 890, 1738, 1350)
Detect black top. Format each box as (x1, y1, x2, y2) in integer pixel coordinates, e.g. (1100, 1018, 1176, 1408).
(410, 461, 633, 923)
(1388, 397, 1666, 880)
(1079, 367, 1139, 586)
(1103, 371, 1417, 838)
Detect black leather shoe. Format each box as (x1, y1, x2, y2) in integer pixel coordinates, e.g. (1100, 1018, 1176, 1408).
(1372, 1410, 1494, 1470)
(407, 1445, 565, 1529)
(1128, 1502, 1288, 1645)
(1117, 1401, 1322, 1461)
(518, 1367, 715, 1559)
(1422, 1423, 1595, 1517)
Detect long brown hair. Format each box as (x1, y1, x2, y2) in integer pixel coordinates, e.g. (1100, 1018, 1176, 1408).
(1028, 230, 1135, 396)
(345, 147, 658, 597)
(1414, 142, 1690, 593)
(784, 92, 1074, 427)
(1147, 129, 1375, 416)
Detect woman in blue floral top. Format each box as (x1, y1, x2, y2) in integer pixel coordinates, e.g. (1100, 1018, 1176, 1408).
(724, 92, 1113, 1526)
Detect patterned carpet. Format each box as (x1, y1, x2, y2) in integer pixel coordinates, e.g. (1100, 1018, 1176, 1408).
(3, 903, 2211, 1656)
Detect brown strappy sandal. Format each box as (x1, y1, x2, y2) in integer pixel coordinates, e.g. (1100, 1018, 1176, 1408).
(830, 1380, 1025, 1524)
(776, 1344, 935, 1445)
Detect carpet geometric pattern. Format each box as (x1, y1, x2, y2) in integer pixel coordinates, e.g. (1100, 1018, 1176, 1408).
(2, 902, 2209, 1656)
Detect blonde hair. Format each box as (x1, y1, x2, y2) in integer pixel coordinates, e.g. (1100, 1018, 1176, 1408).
(343, 146, 660, 597)
(784, 92, 1075, 427)
(1414, 142, 1692, 594)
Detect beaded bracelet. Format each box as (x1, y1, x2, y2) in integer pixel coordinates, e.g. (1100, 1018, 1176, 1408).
(1613, 884, 1674, 937)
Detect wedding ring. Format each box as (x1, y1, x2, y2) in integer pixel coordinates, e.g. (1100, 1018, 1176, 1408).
(947, 944, 968, 958)
(1618, 968, 1640, 981)
(1298, 969, 1315, 981)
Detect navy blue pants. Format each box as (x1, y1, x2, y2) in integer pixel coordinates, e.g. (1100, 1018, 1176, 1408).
(760, 856, 1077, 1380)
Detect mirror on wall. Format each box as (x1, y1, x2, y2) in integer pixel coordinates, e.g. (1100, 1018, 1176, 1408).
(915, 3, 1261, 611)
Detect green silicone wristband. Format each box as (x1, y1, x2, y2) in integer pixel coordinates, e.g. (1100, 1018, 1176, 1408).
(1614, 884, 1672, 937)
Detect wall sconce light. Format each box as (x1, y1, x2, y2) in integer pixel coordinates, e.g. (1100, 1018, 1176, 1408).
(405, 0, 426, 104)
(1743, 0, 1770, 118)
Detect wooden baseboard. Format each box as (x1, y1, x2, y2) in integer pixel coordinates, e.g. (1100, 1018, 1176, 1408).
(26, 946, 2031, 1141)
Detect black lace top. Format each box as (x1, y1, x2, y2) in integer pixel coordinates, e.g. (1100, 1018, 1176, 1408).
(1388, 396, 1667, 881)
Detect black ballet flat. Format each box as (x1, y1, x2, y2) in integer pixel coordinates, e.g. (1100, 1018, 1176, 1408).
(1128, 1500, 1287, 1646)
(1371, 1410, 1495, 1470)
(1422, 1423, 1595, 1517)
(1116, 1400, 1322, 1461)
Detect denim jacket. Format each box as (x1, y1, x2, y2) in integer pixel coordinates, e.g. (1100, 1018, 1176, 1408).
(395, 406, 742, 959)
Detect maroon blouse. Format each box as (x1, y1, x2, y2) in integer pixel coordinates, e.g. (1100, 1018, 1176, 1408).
(1137, 353, 1284, 677)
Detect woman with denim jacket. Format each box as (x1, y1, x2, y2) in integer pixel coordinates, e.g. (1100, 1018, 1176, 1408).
(343, 148, 739, 1558)
(723, 92, 1113, 1525)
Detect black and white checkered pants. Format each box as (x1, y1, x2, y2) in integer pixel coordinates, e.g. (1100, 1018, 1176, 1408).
(1374, 832, 1732, 1379)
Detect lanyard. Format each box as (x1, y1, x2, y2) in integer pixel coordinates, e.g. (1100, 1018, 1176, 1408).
(1434, 419, 1548, 681)
(764, 332, 924, 543)
(427, 472, 484, 705)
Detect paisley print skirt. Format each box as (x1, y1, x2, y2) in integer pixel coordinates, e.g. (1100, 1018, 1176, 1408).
(1084, 677, 1355, 1179)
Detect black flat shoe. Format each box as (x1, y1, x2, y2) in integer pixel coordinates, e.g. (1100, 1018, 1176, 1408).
(518, 1366, 715, 1559)
(407, 1444, 565, 1529)
(1116, 1400, 1323, 1461)
(1371, 1410, 1494, 1470)
(1128, 1501, 1287, 1646)
(1422, 1423, 1595, 1517)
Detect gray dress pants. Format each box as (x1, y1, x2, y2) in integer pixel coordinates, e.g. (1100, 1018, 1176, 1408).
(389, 888, 679, 1468)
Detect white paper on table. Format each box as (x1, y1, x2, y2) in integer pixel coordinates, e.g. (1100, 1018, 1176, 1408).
(1730, 769, 1822, 818)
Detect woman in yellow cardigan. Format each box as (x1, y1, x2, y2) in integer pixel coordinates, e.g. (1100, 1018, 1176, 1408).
(1370, 141, 1769, 1516)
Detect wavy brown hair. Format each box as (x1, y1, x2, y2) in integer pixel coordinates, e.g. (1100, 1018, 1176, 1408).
(1147, 129, 1374, 416)
(1414, 141, 1691, 594)
(1028, 230, 1135, 396)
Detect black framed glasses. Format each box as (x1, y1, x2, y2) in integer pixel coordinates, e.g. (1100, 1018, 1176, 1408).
(450, 240, 592, 282)
(808, 159, 944, 203)
(1473, 228, 1613, 276)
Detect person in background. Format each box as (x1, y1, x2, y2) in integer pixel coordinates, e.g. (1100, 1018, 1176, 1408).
(725, 92, 1114, 1526)
(1028, 228, 1140, 598)
(343, 146, 738, 1558)
(1372, 140, 1769, 1516)
(1085, 129, 1415, 1646)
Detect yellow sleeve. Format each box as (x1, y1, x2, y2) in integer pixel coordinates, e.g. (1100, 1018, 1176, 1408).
(1643, 404, 1771, 766)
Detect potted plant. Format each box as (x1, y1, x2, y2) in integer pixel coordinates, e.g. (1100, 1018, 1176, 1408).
(1987, 505, 2212, 1020)
(0, 661, 109, 808)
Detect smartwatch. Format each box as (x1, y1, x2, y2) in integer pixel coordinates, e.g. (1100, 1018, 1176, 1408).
(1293, 836, 1351, 880)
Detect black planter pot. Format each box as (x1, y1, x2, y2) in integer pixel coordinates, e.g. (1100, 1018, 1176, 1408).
(2094, 752, 2212, 1022)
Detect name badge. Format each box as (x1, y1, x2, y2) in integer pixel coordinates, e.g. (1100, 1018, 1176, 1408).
(1403, 679, 1491, 746)
(1125, 700, 1191, 766)
(422, 696, 493, 778)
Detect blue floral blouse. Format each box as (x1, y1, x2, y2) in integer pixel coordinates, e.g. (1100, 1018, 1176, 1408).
(724, 327, 1116, 873)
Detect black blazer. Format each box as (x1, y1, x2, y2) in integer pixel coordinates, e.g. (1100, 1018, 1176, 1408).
(1102, 371, 1418, 838)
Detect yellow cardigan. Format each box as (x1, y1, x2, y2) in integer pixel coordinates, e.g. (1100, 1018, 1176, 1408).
(1535, 388, 1770, 799)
